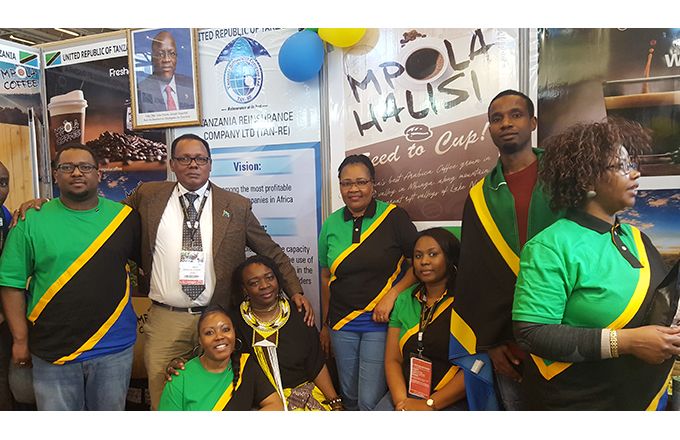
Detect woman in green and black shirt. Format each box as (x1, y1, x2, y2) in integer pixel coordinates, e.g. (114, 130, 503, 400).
(378, 228, 466, 411)
(159, 305, 282, 411)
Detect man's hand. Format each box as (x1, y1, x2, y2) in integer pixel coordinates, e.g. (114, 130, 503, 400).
(291, 293, 315, 326)
(488, 343, 522, 382)
(164, 357, 186, 382)
(10, 198, 49, 228)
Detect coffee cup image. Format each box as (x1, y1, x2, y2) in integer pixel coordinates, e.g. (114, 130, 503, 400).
(48, 90, 88, 158)
(399, 38, 450, 85)
(603, 75, 680, 176)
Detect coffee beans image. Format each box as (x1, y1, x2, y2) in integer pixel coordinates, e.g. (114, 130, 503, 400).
(86, 131, 167, 166)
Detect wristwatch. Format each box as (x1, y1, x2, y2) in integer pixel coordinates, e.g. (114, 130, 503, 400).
(426, 398, 436, 410)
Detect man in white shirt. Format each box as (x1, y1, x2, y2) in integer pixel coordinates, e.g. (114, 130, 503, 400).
(125, 134, 313, 409)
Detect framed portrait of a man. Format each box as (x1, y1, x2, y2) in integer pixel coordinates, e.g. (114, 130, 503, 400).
(128, 28, 201, 129)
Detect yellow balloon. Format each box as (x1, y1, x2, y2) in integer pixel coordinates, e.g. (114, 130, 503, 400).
(318, 28, 366, 48)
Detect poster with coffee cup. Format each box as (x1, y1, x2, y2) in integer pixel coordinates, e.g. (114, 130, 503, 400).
(327, 28, 520, 224)
(43, 31, 168, 201)
(538, 28, 680, 178)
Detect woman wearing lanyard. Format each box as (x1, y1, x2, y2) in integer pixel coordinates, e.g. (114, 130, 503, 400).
(319, 154, 418, 411)
(159, 305, 283, 411)
(378, 228, 466, 411)
(512, 119, 680, 410)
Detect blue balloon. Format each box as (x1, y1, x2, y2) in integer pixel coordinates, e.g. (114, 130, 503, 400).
(278, 30, 324, 82)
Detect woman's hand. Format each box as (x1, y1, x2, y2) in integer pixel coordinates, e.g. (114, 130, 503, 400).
(618, 325, 680, 364)
(164, 357, 186, 382)
(372, 287, 398, 323)
(395, 397, 433, 411)
(319, 324, 332, 358)
(11, 341, 32, 368)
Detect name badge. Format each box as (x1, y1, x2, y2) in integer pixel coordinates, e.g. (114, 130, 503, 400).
(179, 250, 206, 285)
(408, 354, 432, 399)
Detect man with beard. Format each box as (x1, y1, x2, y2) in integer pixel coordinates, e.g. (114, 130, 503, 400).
(0, 144, 141, 410)
(448, 90, 563, 410)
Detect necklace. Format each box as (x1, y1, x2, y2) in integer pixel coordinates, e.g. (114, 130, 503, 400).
(253, 305, 282, 326)
(250, 301, 279, 313)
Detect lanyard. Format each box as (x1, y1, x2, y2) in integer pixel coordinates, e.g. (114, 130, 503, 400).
(416, 288, 448, 355)
(177, 184, 211, 243)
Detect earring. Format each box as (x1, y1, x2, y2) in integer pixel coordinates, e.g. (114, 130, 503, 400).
(192, 344, 204, 358)
(586, 190, 597, 199)
(235, 338, 243, 352)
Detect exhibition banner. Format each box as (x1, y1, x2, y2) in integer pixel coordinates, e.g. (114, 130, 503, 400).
(43, 32, 167, 201)
(176, 28, 320, 146)
(538, 28, 680, 178)
(177, 28, 322, 317)
(211, 143, 321, 309)
(0, 41, 42, 209)
(328, 28, 520, 224)
(538, 28, 680, 267)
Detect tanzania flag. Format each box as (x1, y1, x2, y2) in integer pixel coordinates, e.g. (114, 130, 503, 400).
(449, 304, 499, 410)
(451, 151, 562, 350)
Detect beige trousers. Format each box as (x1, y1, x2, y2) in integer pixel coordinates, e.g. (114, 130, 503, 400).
(143, 304, 201, 410)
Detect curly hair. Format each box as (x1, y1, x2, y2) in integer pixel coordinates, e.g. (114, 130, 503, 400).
(539, 117, 651, 210)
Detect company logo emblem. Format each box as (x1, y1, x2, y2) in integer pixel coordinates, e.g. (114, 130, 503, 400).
(215, 36, 271, 104)
(15, 66, 27, 79)
(63, 120, 73, 133)
(404, 124, 433, 142)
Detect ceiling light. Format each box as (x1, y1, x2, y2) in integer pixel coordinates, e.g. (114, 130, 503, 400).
(54, 28, 80, 37)
(9, 35, 36, 45)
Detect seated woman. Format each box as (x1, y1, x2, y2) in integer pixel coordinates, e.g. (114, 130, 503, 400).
(230, 255, 343, 410)
(377, 228, 466, 411)
(167, 255, 343, 411)
(159, 305, 283, 411)
(512, 118, 680, 410)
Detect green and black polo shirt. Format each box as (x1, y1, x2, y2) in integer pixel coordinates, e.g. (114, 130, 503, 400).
(319, 199, 417, 332)
(390, 285, 460, 393)
(512, 209, 673, 410)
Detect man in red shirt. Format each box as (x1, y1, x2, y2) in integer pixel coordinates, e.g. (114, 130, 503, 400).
(449, 90, 563, 410)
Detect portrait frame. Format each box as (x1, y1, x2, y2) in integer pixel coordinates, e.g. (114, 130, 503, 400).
(127, 28, 201, 130)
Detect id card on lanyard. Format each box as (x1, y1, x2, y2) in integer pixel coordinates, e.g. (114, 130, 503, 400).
(407, 289, 447, 399)
(177, 185, 210, 286)
(179, 250, 206, 285)
(409, 349, 433, 399)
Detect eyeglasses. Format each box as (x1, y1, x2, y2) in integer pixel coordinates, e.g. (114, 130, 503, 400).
(607, 161, 639, 176)
(339, 179, 372, 189)
(55, 163, 98, 174)
(152, 50, 177, 59)
(172, 156, 211, 166)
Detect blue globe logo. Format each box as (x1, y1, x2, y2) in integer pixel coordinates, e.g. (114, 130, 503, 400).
(224, 56, 263, 104)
